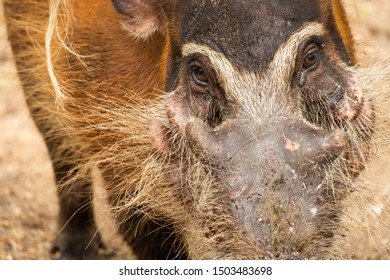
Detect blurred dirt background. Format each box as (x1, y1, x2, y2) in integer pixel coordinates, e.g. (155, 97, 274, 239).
(0, 0, 390, 260)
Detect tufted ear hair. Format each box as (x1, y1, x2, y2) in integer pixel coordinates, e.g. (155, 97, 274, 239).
(112, 0, 166, 40)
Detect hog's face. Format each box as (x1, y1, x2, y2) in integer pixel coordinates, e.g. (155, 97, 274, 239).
(113, 0, 375, 259)
(152, 2, 375, 259)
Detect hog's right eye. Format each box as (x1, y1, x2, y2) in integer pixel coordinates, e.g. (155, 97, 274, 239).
(190, 65, 209, 87)
(302, 43, 320, 70)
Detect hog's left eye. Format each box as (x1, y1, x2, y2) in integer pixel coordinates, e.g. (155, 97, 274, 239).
(191, 65, 208, 87)
(303, 44, 320, 69)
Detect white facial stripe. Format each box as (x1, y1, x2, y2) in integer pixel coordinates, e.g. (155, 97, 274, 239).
(182, 42, 262, 115)
(182, 42, 242, 101)
(269, 22, 325, 83)
(182, 22, 324, 77)
(181, 22, 325, 120)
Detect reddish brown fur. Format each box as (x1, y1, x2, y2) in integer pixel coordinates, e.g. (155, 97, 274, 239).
(3, 0, 389, 260)
(321, 0, 356, 64)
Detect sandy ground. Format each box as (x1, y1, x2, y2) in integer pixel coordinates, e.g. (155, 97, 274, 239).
(0, 0, 390, 260)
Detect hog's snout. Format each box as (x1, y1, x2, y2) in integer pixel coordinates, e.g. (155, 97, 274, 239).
(162, 90, 350, 257)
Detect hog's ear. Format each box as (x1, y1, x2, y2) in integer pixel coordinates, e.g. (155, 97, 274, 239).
(112, 0, 165, 39)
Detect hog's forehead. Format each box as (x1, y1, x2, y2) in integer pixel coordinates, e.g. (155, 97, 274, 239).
(178, 0, 351, 71)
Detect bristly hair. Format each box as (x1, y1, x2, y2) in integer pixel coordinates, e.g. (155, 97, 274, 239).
(4, 0, 390, 260)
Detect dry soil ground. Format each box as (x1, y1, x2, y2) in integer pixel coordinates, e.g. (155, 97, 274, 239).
(0, 0, 390, 260)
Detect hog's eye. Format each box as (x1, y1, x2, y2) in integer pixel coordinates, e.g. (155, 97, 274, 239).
(191, 65, 208, 87)
(303, 44, 319, 69)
